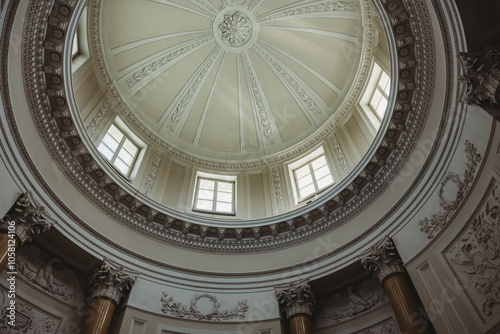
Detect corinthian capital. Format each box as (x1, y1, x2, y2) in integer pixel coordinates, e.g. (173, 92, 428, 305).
(0, 192, 55, 244)
(276, 281, 315, 320)
(360, 237, 406, 283)
(459, 46, 500, 108)
(88, 259, 137, 306)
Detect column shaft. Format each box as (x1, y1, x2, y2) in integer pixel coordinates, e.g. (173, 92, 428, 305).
(81, 298, 116, 334)
(384, 275, 435, 334)
(289, 314, 313, 334)
(0, 232, 18, 272)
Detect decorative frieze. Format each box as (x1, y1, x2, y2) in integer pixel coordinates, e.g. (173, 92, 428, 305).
(418, 141, 482, 238)
(85, 97, 112, 137)
(444, 179, 500, 321)
(354, 317, 398, 334)
(160, 292, 248, 321)
(0, 192, 55, 245)
(276, 281, 315, 319)
(459, 46, 500, 108)
(87, 260, 137, 306)
(142, 149, 163, 197)
(317, 278, 387, 323)
(16, 245, 83, 304)
(271, 166, 286, 214)
(329, 133, 352, 176)
(361, 238, 406, 283)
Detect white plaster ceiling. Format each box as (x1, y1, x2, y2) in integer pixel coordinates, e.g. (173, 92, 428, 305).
(99, 0, 364, 162)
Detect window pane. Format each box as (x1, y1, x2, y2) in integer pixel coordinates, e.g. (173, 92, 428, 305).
(294, 165, 310, 179)
(297, 174, 313, 189)
(317, 175, 334, 189)
(216, 201, 233, 213)
(102, 134, 119, 152)
(376, 97, 388, 118)
(97, 143, 114, 161)
(196, 199, 213, 211)
(199, 179, 215, 190)
(314, 165, 331, 179)
(72, 33, 79, 57)
(311, 156, 327, 170)
(123, 139, 138, 156)
(380, 72, 391, 95)
(198, 189, 214, 200)
(114, 159, 130, 175)
(108, 124, 124, 142)
(299, 184, 316, 199)
(370, 90, 383, 111)
(217, 181, 233, 192)
(217, 191, 233, 203)
(118, 148, 134, 165)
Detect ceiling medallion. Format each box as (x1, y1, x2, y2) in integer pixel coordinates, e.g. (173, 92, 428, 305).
(213, 6, 258, 52)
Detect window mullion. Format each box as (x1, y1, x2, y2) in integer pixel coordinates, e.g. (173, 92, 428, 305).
(309, 162, 319, 192)
(213, 181, 218, 212)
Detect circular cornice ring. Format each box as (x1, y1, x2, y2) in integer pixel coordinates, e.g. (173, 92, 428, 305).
(19, 0, 435, 253)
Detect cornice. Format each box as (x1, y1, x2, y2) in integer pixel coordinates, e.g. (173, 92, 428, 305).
(13, 0, 435, 254)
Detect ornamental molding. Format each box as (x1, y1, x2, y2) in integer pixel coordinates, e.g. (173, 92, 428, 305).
(354, 317, 398, 334)
(418, 141, 482, 238)
(142, 149, 163, 197)
(329, 133, 352, 176)
(0, 192, 55, 245)
(16, 245, 84, 305)
(316, 278, 387, 323)
(443, 178, 500, 322)
(258, 0, 356, 23)
(276, 281, 315, 319)
(360, 237, 406, 283)
(87, 259, 137, 306)
(459, 46, 500, 108)
(12, 0, 436, 254)
(271, 166, 286, 214)
(160, 292, 248, 321)
(0, 288, 62, 334)
(85, 97, 112, 137)
(218, 11, 252, 47)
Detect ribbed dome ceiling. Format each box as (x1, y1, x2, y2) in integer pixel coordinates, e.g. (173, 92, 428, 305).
(99, 0, 364, 162)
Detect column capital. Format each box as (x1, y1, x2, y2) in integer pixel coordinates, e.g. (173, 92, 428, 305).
(88, 259, 137, 306)
(459, 45, 500, 108)
(276, 281, 315, 320)
(360, 237, 406, 283)
(0, 192, 55, 245)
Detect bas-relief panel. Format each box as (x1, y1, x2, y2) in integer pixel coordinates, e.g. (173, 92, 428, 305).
(15, 245, 84, 307)
(443, 178, 500, 324)
(352, 317, 399, 334)
(315, 278, 388, 326)
(0, 288, 62, 334)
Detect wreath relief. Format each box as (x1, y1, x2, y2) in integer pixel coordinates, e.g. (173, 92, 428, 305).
(161, 292, 249, 321)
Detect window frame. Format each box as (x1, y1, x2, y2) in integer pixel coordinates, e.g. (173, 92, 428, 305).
(193, 176, 236, 216)
(292, 154, 335, 202)
(368, 65, 391, 120)
(97, 123, 141, 178)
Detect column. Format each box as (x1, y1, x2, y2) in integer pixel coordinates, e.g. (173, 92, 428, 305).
(459, 46, 500, 119)
(361, 237, 435, 334)
(276, 281, 315, 334)
(81, 259, 137, 334)
(0, 192, 54, 271)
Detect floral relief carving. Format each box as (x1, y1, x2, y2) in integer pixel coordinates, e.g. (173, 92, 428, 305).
(219, 11, 252, 47)
(419, 140, 482, 238)
(16, 245, 83, 304)
(142, 149, 163, 197)
(445, 179, 500, 321)
(85, 97, 112, 137)
(317, 279, 387, 323)
(272, 166, 286, 214)
(0, 290, 60, 334)
(161, 292, 248, 321)
(356, 317, 398, 334)
(258, 0, 356, 22)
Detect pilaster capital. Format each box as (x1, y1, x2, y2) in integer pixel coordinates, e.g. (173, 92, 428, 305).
(276, 281, 315, 320)
(0, 192, 55, 245)
(88, 259, 137, 306)
(360, 237, 406, 283)
(459, 45, 500, 108)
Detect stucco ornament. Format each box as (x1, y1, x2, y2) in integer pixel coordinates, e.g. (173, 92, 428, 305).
(459, 46, 500, 108)
(360, 237, 406, 283)
(219, 11, 252, 46)
(419, 141, 482, 238)
(0, 192, 55, 244)
(87, 260, 137, 306)
(161, 292, 248, 321)
(276, 281, 316, 319)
